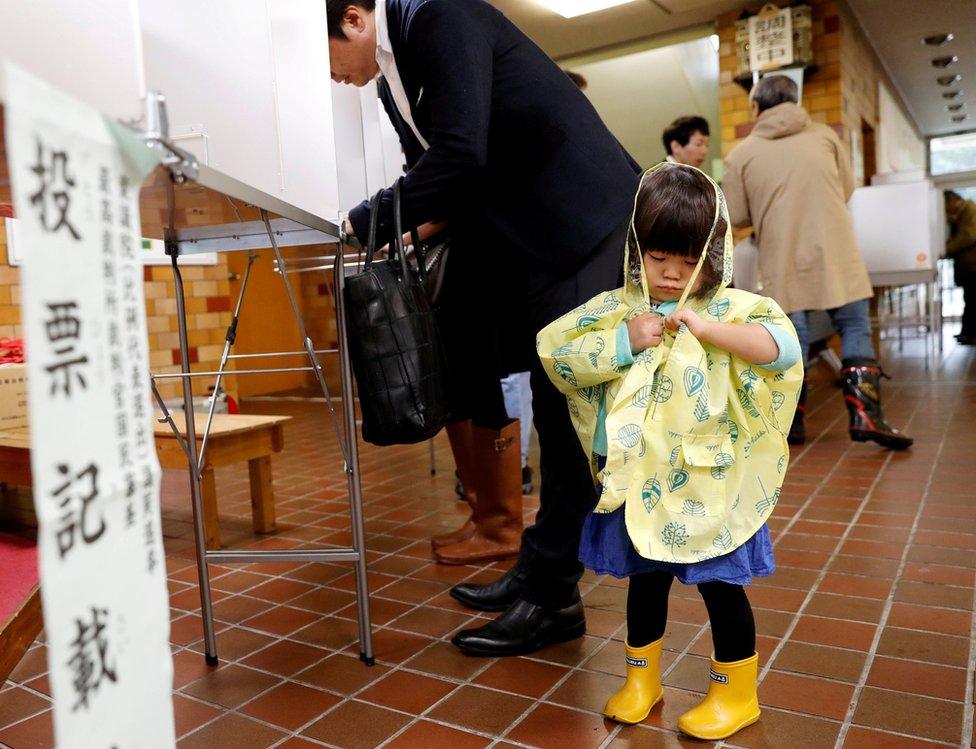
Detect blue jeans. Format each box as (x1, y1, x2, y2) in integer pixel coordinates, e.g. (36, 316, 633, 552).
(501, 371, 532, 467)
(788, 299, 875, 367)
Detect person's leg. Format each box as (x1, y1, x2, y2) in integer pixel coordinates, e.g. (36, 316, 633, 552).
(786, 310, 810, 445)
(677, 582, 760, 740)
(626, 571, 673, 646)
(604, 571, 671, 724)
(829, 298, 875, 361)
(518, 219, 628, 609)
(517, 371, 533, 467)
(961, 284, 976, 340)
(830, 298, 913, 450)
(451, 218, 627, 654)
(787, 310, 811, 368)
(433, 237, 522, 563)
(501, 371, 532, 468)
(698, 581, 756, 662)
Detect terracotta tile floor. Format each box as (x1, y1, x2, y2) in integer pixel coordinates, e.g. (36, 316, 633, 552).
(3, 333, 976, 748)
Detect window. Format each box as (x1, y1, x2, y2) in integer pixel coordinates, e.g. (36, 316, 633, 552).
(930, 131, 976, 175)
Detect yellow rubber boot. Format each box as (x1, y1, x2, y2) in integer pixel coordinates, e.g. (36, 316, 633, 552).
(603, 638, 664, 724)
(677, 653, 761, 740)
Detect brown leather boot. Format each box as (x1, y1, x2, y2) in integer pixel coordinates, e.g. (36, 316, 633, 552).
(432, 420, 479, 550)
(435, 420, 523, 565)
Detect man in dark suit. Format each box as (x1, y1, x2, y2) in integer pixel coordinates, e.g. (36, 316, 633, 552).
(329, 0, 641, 656)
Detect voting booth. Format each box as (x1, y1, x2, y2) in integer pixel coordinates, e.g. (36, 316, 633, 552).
(849, 176, 945, 359)
(1, 2, 384, 744)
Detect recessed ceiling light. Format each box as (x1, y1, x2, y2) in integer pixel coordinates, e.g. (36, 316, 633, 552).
(938, 74, 962, 86)
(535, 0, 638, 18)
(932, 55, 959, 68)
(923, 33, 954, 46)
(952, 114, 969, 123)
(943, 90, 964, 99)
(947, 103, 966, 112)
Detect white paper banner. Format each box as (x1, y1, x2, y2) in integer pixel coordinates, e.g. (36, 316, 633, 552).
(3, 62, 175, 748)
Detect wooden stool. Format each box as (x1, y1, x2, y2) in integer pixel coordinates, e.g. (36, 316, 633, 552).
(153, 413, 291, 549)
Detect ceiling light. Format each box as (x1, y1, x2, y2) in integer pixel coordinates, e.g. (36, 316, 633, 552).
(535, 0, 638, 18)
(947, 103, 966, 112)
(952, 114, 969, 123)
(943, 90, 964, 100)
(938, 74, 962, 86)
(923, 33, 954, 46)
(932, 55, 959, 68)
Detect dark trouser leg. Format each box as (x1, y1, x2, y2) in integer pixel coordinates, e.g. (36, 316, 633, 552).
(698, 581, 756, 662)
(518, 219, 628, 608)
(962, 284, 976, 338)
(517, 365, 598, 607)
(627, 571, 674, 647)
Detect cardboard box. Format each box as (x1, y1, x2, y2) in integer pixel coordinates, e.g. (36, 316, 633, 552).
(0, 365, 27, 430)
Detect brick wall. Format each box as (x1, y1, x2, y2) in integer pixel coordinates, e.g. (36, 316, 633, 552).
(718, 0, 844, 160)
(718, 1, 919, 187)
(300, 263, 342, 396)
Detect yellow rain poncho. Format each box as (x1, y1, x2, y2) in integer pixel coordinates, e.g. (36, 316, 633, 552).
(537, 164, 802, 564)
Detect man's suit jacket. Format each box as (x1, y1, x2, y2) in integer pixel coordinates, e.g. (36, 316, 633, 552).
(348, 0, 641, 268)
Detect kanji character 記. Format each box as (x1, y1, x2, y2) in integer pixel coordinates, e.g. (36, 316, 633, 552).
(66, 606, 117, 711)
(51, 462, 105, 558)
(43, 302, 89, 397)
(29, 138, 82, 240)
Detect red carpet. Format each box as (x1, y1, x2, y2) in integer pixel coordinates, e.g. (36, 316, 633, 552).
(0, 533, 38, 627)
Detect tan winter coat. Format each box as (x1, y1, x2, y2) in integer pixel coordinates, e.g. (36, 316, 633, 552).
(723, 103, 873, 314)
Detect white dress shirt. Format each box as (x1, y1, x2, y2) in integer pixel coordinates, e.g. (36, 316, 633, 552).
(374, 0, 430, 151)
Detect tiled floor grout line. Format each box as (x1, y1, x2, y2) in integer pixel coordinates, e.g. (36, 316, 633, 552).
(168, 540, 487, 745)
(8, 361, 975, 748)
(754, 432, 896, 687)
(834, 410, 948, 747)
(964, 565, 976, 748)
(485, 640, 612, 749)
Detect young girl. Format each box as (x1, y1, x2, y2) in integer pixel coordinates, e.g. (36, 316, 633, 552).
(538, 163, 802, 741)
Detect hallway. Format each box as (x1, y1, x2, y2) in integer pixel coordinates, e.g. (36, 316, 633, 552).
(2, 334, 975, 748)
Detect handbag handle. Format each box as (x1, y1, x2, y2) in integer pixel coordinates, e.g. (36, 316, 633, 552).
(364, 187, 385, 266)
(391, 178, 414, 282)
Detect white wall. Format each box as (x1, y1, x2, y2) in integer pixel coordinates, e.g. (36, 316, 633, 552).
(877, 82, 926, 175)
(563, 36, 721, 173)
(0, 0, 144, 121)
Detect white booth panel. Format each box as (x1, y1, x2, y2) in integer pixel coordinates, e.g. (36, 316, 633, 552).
(0, 0, 144, 121)
(139, 0, 341, 217)
(849, 180, 944, 274)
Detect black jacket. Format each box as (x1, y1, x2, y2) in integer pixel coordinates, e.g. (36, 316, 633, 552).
(348, 0, 640, 267)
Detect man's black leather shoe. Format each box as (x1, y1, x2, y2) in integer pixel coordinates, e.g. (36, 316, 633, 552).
(451, 598, 586, 656)
(450, 565, 525, 612)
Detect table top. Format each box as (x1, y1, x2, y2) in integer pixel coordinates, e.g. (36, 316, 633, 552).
(0, 413, 292, 450)
(153, 412, 292, 440)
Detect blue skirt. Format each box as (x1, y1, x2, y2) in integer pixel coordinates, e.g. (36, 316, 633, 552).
(579, 506, 775, 585)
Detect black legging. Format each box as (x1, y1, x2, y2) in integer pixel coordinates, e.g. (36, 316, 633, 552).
(627, 570, 756, 663)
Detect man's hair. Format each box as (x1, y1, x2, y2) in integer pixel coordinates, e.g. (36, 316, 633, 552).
(662, 116, 710, 156)
(751, 75, 799, 114)
(945, 190, 963, 204)
(327, 0, 376, 39)
(629, 165, 725, 298)
(564, 70, 588, 90)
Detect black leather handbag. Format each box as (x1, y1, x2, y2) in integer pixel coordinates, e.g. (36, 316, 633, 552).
(343, 179, 450, 445)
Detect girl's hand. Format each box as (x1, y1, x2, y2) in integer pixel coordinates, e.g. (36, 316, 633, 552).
(665, 309, 711, 339)
(627, 313, 664, 354)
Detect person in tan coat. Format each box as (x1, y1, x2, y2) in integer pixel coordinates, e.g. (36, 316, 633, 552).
(723, 75, 912, 450)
